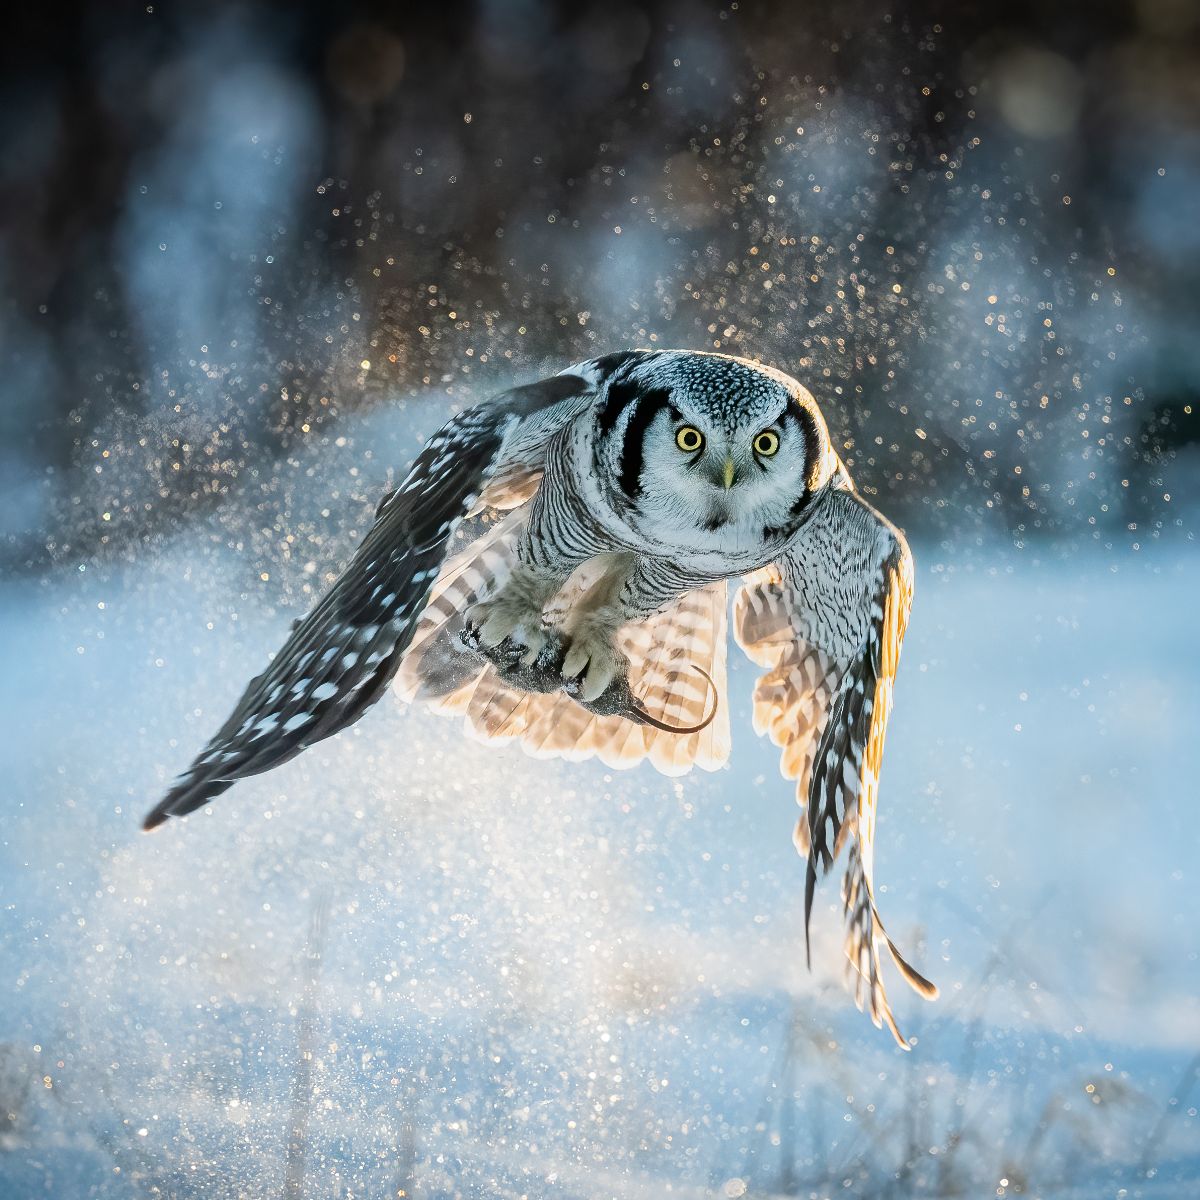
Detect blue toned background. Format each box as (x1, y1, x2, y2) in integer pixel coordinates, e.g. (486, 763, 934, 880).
(2, 1, 1198, 1196)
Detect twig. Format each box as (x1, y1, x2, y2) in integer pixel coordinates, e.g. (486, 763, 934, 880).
(1137, 1051, 1200, 1177)
(283, 890, 332, 1200)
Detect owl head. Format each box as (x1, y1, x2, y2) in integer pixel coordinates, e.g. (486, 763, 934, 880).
(592, 351, 837, 550)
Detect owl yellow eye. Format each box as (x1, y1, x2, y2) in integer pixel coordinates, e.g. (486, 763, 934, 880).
(754, 429, 780, 457)
(675, 426, 704, 453)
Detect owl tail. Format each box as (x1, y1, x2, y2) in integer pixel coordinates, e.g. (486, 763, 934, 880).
(841, 841, 939, 1049)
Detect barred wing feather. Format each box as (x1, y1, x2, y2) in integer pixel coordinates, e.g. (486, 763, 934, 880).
(144, 375, 589, 830)
(733, 486, 937, 1047)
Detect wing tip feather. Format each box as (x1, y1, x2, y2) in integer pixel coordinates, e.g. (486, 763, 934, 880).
(142, 773, 234, 832)
(141, 809, 168, 833)
(886, 934, 940, 1001)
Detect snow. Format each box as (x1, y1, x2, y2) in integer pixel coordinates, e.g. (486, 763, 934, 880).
(2, 465, 1197, 1195)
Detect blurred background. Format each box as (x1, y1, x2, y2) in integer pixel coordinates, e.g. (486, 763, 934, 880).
(1, 0, 1198, 1196)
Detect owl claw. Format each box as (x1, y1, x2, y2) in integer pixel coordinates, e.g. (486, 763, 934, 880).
(458, 623, 566, 694)
(561, 652, 618, 702)
(560, 629, 626, 702)
(463, 589, 551, 656)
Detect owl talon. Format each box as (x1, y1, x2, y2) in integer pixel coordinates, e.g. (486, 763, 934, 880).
(458, 623, 566, 694)
(463, 592, 549, 656)
(561, 638, 623, 703)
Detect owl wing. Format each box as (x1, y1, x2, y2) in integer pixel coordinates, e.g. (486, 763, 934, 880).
(143, 372, 598, 830)
(732, 484, 937, 1047)
(397, 512, 731, 775)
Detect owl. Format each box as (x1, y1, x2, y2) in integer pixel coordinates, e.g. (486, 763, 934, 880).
(144, 349, 937, 1045)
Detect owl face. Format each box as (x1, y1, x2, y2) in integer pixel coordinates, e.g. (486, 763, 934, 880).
(592, 351, 834, 554)
(638, 396, 807, 531)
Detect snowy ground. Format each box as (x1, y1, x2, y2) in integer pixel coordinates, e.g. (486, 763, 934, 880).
(2, 414, 1198, 1197)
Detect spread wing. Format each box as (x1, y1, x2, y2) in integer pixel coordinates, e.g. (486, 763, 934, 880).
(733, 485, 937, 1047)
(143, 372, 596, 830)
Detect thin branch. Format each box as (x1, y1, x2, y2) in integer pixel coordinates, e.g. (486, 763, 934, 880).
(283, 890, 332, 1200)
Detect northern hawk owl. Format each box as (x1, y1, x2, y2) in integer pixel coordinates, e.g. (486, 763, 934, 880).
(144, 349, 937, 1045)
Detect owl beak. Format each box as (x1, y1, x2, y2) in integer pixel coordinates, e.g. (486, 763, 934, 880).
(722, 458, 736, 490)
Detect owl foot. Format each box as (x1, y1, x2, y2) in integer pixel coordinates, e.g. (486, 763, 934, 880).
(458, 621, 567, 693)
(458, 618, 717, 733)
(462, 589, 553, 666)
(560, 627, 626, 703)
